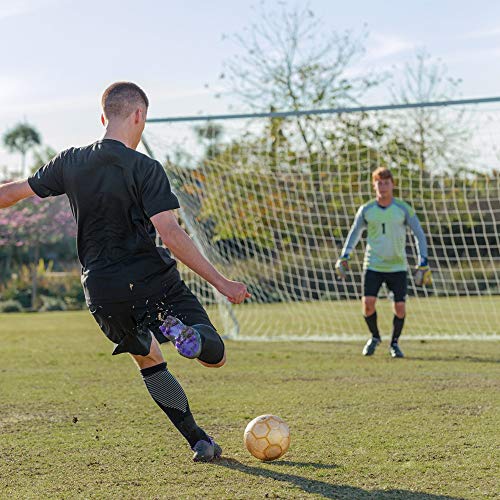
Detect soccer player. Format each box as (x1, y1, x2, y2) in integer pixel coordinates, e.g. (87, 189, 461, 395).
(335, 167, 432, 358)
(0, 82, 250, 461)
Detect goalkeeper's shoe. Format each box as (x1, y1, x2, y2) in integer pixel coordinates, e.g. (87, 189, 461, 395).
(335, 257, 349, 279)
(414, 265, 432, 286)
(362, 337, 381, 356)
(389, 343, 404, 358)
(192, 436, 222, 462)
(160, 316, 202, 359)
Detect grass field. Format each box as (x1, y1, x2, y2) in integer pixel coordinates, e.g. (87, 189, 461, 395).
(222, 296, 500, 339)
(1, 311, 499, 499)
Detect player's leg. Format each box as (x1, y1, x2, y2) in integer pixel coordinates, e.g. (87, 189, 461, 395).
(192, 324, 226, 367)
(131, 337, 221, 461)
(362, 296, 381, 356)
(362, 295, 377, 318)
(151, 274, 226, 367)
(90, 301, 221, 461)
(386, 271, 407, 358)
(161, 319, 226, 367)
(361, 270, 383, 356)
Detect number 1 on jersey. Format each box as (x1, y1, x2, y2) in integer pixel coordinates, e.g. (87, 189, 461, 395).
(382, 222, 386, 234)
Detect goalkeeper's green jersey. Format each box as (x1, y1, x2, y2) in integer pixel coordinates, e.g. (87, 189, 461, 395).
(340, 198, 428, 273)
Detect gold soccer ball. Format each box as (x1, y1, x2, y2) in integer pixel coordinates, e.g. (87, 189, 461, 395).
(244, 414, 291, 461)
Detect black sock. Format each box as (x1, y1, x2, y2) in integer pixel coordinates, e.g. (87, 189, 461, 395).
(193, 324, 225, 365)
(141, 362, 208, 447)
(364, 312, 380, 339)
(391, 315, 405, 344)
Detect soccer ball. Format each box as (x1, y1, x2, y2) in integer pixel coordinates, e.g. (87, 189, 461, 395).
(244, 414, 290, 461)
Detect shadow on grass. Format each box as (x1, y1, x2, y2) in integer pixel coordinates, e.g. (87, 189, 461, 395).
(408, 355, 499, 364)
(271, 460, 338, 469)
(214, 458, 463, 499)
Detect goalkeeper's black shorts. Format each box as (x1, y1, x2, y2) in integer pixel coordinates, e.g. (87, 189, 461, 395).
(89, 268, 217, 356)
(363, 269, 407, 302)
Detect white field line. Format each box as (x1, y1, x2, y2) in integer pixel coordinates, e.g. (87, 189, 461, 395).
(228, 334, 500, 342)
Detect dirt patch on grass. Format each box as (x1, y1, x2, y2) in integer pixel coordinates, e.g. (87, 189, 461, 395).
(0, 408, 68, 431)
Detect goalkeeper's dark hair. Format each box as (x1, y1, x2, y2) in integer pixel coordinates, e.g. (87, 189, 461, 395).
(101, 82, 149, 120)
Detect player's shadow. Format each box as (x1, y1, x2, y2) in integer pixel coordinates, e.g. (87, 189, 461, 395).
(271, 460, 338, 469)
(214, 458, 463, 499)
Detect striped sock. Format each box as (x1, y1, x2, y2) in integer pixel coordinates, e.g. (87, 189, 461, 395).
(141, 362, 208, 447)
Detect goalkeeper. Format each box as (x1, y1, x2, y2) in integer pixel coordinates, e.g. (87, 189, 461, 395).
(0, 82, 249, 462)
(335, 167, 431, 358)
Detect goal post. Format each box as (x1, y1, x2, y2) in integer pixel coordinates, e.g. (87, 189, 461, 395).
(143, 98, 500, 340)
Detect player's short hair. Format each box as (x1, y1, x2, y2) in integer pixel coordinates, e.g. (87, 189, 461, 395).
(101, 82, 149, 120)
(372, 167, 394, 183)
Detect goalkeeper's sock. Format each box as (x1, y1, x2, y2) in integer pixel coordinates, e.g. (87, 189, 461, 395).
(364, 312, 380, 339)
(141, 362, 209, 447)
(391, 315, 405, 344)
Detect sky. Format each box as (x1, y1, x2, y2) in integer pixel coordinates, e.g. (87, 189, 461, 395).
(1, 0, 500, 173)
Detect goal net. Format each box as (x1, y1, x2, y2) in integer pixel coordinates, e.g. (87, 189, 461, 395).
(143, 99, 500, 340)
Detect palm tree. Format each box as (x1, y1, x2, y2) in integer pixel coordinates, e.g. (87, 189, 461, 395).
(3, 123, 41, 176)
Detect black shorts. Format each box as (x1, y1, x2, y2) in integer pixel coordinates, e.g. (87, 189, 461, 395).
(89, 268, 217, 357)
(363, 269, 407, 302)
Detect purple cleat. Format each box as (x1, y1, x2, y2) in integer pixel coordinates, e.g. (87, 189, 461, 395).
(160, 316, 202, 359)
(192, 436, 222, 462)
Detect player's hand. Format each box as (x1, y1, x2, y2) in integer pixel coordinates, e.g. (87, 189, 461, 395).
(335, 257, 349, 280)
(414, 265, 432, 286)
(217, 279, 251, 304)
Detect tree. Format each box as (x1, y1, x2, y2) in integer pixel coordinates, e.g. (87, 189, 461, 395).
(219, 3, 381, 154)
(389, 50, 469, 172)
(194, 123, 224, 159)
(30, 146, 57, 174)
(0, 196, 76, 310)
(0, 165, 8, 182)
(3, 123, 41, 176)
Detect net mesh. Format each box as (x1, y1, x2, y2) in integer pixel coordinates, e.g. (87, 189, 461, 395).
(144, 101, 500, 340)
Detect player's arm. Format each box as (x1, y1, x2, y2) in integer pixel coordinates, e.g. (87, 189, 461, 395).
(0, 180, 35, 209)
(151, 211, 250, 304)
(407, 212, 432, 286)
(335, 206, 366, 278)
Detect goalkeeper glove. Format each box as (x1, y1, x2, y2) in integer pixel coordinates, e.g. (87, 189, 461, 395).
(335, 256, 350, 279)
(414, 264, 432, 286)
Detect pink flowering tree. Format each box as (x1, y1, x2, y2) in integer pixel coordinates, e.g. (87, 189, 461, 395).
(0, 195, 76, 309)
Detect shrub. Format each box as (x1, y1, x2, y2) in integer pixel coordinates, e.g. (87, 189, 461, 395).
(0, 300, 24, 313)
(0, 261, 86, 311)
(39, 296, 67, 312)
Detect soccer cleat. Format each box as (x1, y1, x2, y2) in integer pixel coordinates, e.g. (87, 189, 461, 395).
(362, 337, 381, 356)
(160, 316, 202, 359)
(192, 436, 222, 462)
(389, 343, 404, 358)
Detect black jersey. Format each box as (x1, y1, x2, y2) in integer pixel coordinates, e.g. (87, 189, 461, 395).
(28, 139, 180, 304)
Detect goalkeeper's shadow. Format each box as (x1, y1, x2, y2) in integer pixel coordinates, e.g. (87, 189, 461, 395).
(212, 457, 462, 499)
